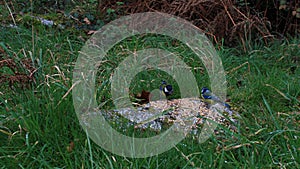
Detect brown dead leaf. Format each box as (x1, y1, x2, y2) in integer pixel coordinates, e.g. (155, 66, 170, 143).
(135, 90, 150, 104)
(279, 5, 287, 10)
(292, 11, 297, 16)
(83, 17, 91, 25)
(87, 30, 96, 35)
(67, 141, 75, 152)
(0, 46, 5, 55)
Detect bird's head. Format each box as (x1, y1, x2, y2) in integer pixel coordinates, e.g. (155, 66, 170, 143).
(164, 85, 173, 95)
(161, 80, 167, 85)
(201, 87, 209, 95)
(160, 80, 173, 96)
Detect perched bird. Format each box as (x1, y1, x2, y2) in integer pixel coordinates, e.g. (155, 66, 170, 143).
(201, 87, 231, 108)
(201, 87, 241, 119)
(160, 80, 173, 97)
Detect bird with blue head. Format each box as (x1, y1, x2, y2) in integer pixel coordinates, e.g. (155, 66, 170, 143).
(201, 87, 241, 118)
(201, 87, 231, 109)
(160, 80, 173, 97)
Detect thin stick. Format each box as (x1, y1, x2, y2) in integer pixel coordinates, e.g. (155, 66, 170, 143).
(221, 0, 236, 26)
(265, 84, 291, 101)
(174, 145, 195, 167)
(57, 80, 80, 106)
(226, 61, 249, 74)
(4, 0, 17, 26)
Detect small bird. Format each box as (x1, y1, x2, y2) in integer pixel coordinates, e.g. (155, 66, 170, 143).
(201, 87, 241, 119)
(201, 87, 231, 108)
(160, 80, 173, 97)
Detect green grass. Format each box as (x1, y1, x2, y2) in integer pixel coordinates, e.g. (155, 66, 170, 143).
(1, 12, 300, 169)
